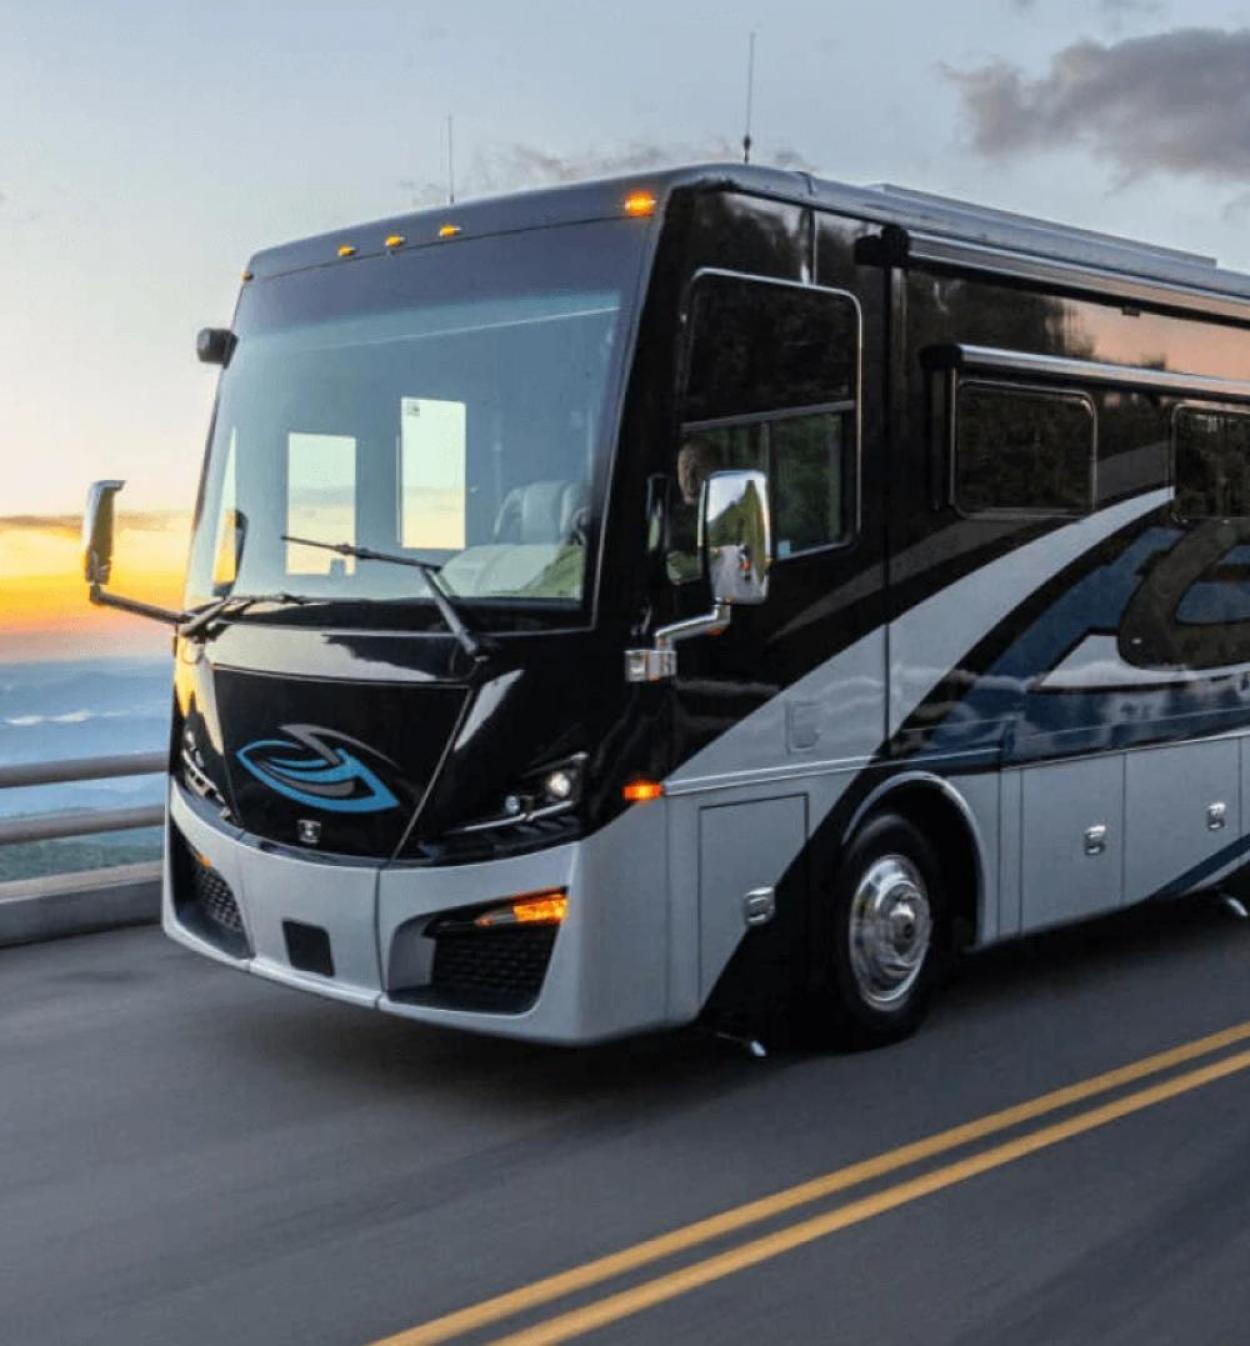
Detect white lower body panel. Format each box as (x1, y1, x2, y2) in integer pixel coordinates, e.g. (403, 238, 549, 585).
(165, 783, 677, 1044)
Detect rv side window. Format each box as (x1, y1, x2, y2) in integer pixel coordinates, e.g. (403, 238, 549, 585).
(954, 382, 1095, 517)
(669, 273, 858, 580)
(1173, 406, 1250, 519)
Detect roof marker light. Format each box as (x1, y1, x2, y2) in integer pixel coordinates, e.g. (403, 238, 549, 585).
(623, 778, 665, 803)
(337, 244, 357, 258)
(385, 234, 405, 249)
(623, 190, 657, 218)
(438, 223, 462, 239)
(240, 269, 254, 282)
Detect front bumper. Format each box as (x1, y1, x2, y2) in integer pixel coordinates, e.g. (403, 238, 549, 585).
(165, 782, 676, 1044)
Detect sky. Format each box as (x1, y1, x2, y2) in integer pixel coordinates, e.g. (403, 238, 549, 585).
(3, 0, 1250, 657)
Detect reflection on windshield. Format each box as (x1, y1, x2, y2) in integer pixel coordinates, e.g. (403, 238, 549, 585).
(187, 223, 642, 619)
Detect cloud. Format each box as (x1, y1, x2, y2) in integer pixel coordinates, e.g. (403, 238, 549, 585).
(1007, 0, 1164, 17)
(400, 137, 814, 208)
(946, 27, 1250, 181)
(1099, 0, 1165, 17)
(0, 511, 184, 538)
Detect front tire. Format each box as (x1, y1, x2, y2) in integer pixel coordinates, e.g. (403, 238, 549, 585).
(805, 812, 945, 1050)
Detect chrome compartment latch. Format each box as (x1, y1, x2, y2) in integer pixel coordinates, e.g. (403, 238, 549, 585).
(743, 886, 776, 928)
(1084, 824, 1108, 856)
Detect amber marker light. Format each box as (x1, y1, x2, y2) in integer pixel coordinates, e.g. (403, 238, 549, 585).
(623, 778, 665, 803)
(622, 190, 657, 218)
(384, 233, 405, 249)
(438, 223, 462, 238)
(337, 243, 357, 258)
(474, 890, 568, 928)
(240, 269, 254, 282)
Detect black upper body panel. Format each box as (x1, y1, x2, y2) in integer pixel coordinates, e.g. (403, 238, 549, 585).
(174, 168, 1250, 868)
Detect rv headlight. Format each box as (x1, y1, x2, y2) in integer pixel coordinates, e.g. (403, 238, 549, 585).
(449, 754, 587, 836)
(543, 767, 576, 802)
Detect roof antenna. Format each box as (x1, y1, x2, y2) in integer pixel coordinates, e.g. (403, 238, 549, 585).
(742, 30, 756, 164)
(446, 113, 456, 205)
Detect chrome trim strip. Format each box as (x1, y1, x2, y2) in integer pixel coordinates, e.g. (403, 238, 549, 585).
(941, 343, 1250, 403)
(909, 231, 1250, 324)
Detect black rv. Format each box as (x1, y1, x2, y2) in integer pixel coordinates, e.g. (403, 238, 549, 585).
(83, 164, 1250, 1047)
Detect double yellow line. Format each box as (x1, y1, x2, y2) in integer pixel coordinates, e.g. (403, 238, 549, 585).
(370, 1019, 1250, 1346)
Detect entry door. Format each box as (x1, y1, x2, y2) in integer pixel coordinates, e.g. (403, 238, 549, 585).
(658, 251, 888, 1002)
(663, 266, 889, 784)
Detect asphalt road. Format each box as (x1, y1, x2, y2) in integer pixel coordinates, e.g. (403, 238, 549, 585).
(6, 899, 1250, 1346)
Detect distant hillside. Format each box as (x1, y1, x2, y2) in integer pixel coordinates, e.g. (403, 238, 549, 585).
(0, 656, 169, 881)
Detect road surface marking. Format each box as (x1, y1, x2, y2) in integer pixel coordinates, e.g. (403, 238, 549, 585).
(487, 1045, 1250, 1346)
(368, 1018, 1250, 1346)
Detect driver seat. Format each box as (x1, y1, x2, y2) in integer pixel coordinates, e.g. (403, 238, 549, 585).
(492, 480, 587, 545)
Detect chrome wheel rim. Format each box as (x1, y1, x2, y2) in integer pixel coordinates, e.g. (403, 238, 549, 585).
(848, 854, 932, 1010)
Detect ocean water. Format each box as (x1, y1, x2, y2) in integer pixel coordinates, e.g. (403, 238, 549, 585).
(0, 656, 171, 880)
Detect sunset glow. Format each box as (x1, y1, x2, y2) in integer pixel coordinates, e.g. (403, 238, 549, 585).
(0, 513, 190, 661)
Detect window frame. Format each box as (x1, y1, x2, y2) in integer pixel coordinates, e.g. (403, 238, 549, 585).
(1170, 400, 1250, 522)
(949, 375, 1098, 521)
(676, 267, 864, 562)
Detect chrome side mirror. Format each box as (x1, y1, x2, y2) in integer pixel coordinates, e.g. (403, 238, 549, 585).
(81, 478, 186, 627)
(701, 469, 771, 607)
(624, 467, 773, 683)
(82, 479, 126, 585)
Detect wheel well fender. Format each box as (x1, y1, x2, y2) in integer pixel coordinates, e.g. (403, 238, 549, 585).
(842, 773, 987, 949)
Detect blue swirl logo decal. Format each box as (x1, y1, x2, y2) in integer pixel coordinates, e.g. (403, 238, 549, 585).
(237, 725, 400, 814)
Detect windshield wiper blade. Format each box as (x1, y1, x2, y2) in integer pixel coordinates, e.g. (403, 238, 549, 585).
(179, 591, 311, 639)
(280, 534, 486, 661)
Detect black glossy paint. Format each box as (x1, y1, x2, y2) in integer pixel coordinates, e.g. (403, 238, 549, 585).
(644, 195, 889, 768)
(176, 167, 1250, 1036)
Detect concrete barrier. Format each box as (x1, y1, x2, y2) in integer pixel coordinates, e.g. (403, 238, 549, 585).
(0, 861, 161, 948)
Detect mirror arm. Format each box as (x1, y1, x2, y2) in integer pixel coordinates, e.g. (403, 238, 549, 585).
(625, 602, 731, 684)
(88, 581, 187, 627)
(656, 602, 732, 650)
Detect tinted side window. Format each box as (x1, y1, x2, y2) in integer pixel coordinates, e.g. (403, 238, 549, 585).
(683, 274, 857, 422)
(1174, 407, 1250, 519)
(955, 382, 1095, 516)
(770, 413, 847, 556)
(668, 274, 858, 581)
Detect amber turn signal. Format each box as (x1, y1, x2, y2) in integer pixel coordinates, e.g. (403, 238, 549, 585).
(622, 190, 657, 218)
(622, 778, 665, 803)
(474, 890, 568, 928)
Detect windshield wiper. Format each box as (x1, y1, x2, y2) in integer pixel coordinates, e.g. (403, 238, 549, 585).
(179, 591, 312, 640)
(280, 534, 487, 661)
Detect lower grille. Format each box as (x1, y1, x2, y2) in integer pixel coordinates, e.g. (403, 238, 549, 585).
(427, 926, 557, 1013)
(194, 862, 244, 935)
(171, 826, 251, 959)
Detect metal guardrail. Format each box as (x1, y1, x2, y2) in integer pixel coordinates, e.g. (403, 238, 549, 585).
(0, 752, 165, 847)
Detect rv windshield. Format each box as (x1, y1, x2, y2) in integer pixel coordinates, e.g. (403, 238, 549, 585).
(186, 219, 646, 623)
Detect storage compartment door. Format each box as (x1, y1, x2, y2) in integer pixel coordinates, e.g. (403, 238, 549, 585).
(698, 795, 806, 1000)
(1020, 756, 1124, 932)
(1125, 739, 1240, 902)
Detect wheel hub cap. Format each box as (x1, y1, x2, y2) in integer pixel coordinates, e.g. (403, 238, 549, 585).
(848, 854, 932, 1009)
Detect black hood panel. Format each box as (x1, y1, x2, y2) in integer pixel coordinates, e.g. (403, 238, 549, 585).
(213, 667, 467, 858)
